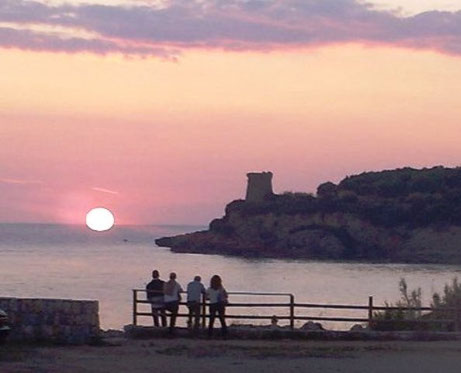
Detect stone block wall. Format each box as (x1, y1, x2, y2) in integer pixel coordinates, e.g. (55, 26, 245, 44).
(246, 172, 274, 202)
(0, 297, 100, 344)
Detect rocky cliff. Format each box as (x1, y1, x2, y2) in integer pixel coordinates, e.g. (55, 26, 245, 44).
(156, 167, 461, 264)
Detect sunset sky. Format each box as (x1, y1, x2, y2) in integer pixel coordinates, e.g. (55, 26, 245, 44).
(1, 0, 461, 225)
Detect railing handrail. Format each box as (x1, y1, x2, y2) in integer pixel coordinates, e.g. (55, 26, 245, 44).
(136, 299, 459, 312)
(134, 289, 293, 297)
(135, 289, 458, 311)
(294, 303, 459, 312)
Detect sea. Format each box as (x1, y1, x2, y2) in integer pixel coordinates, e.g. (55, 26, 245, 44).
(1, 223, 460, 330)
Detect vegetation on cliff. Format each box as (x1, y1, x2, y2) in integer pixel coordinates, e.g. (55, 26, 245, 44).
(222, 166, 461, 229)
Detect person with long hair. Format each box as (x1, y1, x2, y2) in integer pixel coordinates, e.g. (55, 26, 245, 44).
(206, 274, 228, 337)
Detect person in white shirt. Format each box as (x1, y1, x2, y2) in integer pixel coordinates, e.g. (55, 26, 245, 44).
(186, 275, 206, 330)
(206, 274, 228, 338)
(163, 272, 183, 334)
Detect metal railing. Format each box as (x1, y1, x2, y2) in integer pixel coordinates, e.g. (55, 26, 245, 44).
(132, 289, 460, 331)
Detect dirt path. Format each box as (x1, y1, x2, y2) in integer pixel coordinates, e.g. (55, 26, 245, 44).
(1, 339, 461, 373)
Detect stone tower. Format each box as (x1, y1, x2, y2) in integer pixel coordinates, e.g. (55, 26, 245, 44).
(245, 172, 274, 202)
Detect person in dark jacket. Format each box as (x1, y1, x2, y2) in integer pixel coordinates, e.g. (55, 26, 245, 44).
(146, 270, 167, 327)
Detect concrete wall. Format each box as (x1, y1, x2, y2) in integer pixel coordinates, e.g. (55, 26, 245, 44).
(0, 297, 100, 344)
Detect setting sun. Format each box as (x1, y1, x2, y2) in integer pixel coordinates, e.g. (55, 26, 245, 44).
(86, 208, 115, 232)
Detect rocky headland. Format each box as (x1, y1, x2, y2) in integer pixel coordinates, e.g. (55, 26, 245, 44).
(156, 167, 461, 264)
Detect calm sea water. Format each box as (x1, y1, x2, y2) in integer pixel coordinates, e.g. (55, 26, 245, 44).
(1, 223, 460, 330)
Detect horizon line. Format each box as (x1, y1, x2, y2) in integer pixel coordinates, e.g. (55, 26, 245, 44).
(0, 222, 207, 228)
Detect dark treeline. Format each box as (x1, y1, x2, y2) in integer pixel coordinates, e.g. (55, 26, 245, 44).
(218, 166, 461, 230)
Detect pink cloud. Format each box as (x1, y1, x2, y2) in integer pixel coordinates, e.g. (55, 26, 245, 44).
(0, 177, 43, 185)
(0, 0, 461, 57)
(91, 187, 119, 195)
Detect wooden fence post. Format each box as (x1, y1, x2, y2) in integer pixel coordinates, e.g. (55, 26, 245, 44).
(368, 296, 373, 329)
(455, 300, 460, 333)
(202, 294, 207, 329)
(290, 294, 295, 330)
(133, 290, 138, 326)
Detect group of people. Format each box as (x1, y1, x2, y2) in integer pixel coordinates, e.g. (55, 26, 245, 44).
(146, 270, 228, 337)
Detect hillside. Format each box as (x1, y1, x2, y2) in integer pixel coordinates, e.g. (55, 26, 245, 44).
(156, 167, 461, 264)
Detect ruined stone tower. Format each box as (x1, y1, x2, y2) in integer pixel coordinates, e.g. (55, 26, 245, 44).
(245, 172, 274, 202)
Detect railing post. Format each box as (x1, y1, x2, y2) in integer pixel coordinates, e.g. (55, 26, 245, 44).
(290, 294, 295, 330)
(133, 289, 138, 326)
(455, 300, 460, 333)
(201, 293, 207, 329)
(368, 296, 373, 329)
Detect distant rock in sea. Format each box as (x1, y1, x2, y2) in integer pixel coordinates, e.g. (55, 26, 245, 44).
(155, 167, 461, 264)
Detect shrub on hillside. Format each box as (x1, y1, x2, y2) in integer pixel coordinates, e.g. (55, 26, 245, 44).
(371, 278, 461, 332)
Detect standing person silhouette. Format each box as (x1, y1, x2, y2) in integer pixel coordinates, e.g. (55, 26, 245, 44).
(187, 275, 206, 331)
(163, 272, 183, 334)
(146, 270, 167, 327)
(207, 275, 228, 338)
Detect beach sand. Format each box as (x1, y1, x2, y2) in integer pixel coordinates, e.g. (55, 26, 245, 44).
(1, 338, 461, 373)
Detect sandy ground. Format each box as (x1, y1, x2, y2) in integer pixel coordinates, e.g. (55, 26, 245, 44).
(1, 338, 461, 373)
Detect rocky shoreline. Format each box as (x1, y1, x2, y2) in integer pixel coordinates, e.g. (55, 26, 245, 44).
(155, 222, 461, 264)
